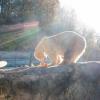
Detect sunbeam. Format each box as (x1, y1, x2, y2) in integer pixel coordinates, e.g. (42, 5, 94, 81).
(59, 0, 100, 34)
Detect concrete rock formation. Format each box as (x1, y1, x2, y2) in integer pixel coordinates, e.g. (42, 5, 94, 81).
(0, 62, 100, 100)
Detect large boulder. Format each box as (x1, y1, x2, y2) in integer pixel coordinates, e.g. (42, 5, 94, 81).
(0, 62, 100, 100)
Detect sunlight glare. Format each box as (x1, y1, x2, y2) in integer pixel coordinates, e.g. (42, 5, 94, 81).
(59, 0, 100, 33)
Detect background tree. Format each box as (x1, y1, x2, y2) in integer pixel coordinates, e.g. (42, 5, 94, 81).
(76, 26, 100, 61)
(0, 0, 13, 24)
(0, 0, 60, 25)
(32, 0, 60, 33)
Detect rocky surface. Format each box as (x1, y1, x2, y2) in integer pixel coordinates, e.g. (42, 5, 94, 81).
(0, 62, 100, 100)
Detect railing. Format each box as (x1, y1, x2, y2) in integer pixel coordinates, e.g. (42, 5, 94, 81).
(0, 51, 38, 67)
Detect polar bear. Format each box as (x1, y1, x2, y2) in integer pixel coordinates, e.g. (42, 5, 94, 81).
(34, 31, 86, 67)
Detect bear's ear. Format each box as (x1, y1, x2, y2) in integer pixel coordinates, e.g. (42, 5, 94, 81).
(37, 36, 48, 45)
(41, 36, 48, 41)
(39, 36, 48, 46)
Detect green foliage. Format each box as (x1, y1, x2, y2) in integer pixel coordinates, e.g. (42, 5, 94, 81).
(0, 0, 59, 25)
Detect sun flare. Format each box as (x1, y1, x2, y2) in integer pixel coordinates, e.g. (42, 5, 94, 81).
(59, 0, 100, 34)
